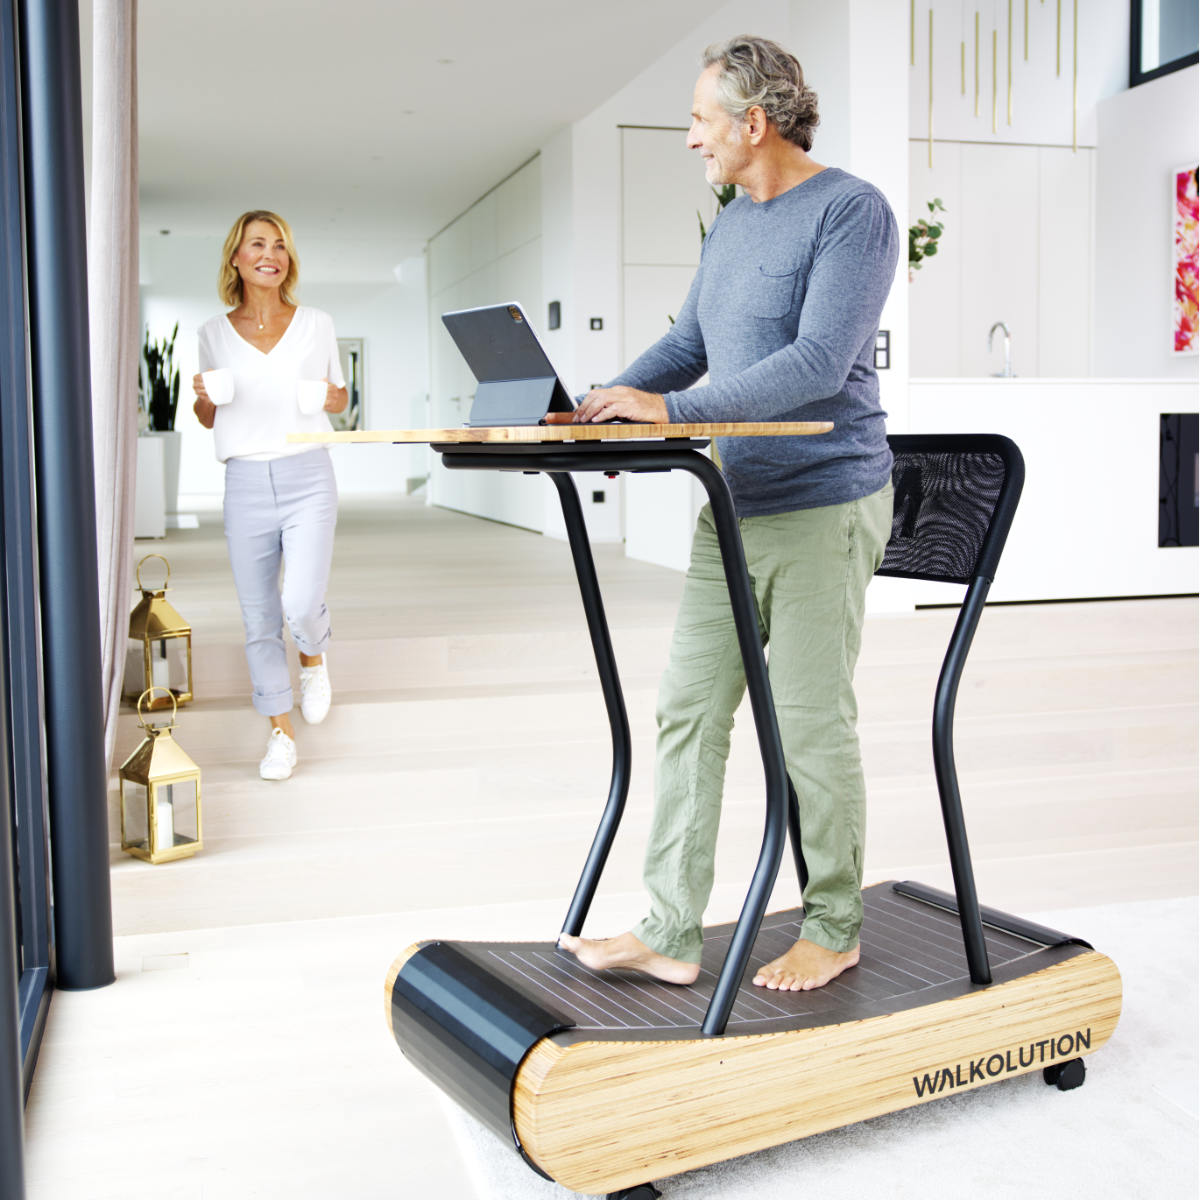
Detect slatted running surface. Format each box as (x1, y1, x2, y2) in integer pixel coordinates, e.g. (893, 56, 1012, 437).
(444, 882, 1087, 1040)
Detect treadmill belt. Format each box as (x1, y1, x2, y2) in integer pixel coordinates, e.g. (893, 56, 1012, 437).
(451, 884, 1086, 1040)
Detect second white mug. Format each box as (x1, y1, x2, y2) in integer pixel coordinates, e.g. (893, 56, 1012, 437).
(296, 379, 327, 415)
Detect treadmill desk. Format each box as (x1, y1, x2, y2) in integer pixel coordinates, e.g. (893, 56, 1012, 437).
(294, 424, 1121, 1197)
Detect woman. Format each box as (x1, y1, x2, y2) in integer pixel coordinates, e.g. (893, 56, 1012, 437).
(193, 210, 348, 781)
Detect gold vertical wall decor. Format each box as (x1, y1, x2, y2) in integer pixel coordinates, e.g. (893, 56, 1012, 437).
(992, 25, 998, 134)
(1072, 0, 1078, 151)
(961, 0, 967, 95)
(912, 0, 1084, 154)
(974, 9, 980, 117)
(1056, 0, 1062, 75)
(1007, 0, 1014, 124)
(928, 9, 935, 166)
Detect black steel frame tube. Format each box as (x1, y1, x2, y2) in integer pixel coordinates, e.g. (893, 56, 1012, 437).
(18, 0, 114, 990)
(1, 1, 36, 1186)
(931, 577, 993, 984)
(0, 748, 25, 1200)
(683, 453, 789, 1036)
(441, 444, 789, 1036)
(0, 615, 26, 1200)
(548, 473, 633, 938)
(2, 0, 53, 1103)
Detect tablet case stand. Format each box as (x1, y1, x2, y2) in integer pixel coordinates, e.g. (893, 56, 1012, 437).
(469, 376, 571, 427)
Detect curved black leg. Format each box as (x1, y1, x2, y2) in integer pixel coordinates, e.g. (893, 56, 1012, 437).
(932, 578, 993, 985)
(550, 473, 634, 938)
(675, 452, 790, 1037)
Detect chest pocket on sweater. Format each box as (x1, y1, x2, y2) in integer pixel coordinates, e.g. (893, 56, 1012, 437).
(752, 262, 801, 318)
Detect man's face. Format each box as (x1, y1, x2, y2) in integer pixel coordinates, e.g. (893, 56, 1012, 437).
(687, 64, 750, 186)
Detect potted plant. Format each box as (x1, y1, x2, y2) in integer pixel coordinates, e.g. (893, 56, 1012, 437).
(140, 324, 183, 520)
(909, 198, 947, 281)
(141, 323, 180, 431)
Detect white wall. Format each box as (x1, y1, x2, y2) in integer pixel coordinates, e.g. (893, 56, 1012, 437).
(425, 157, 554, 532)
(1093, 64, 1200, 378)
(140, 233, 429, 500)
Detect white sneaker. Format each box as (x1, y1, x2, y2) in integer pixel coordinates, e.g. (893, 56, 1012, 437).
(299, 657, 331, 724)
(259, 728, 297, 781)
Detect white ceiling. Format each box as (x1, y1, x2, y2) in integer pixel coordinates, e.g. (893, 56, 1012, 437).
(115, 0, 730, 263)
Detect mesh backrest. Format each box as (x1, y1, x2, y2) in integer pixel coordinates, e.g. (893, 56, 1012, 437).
(876, 443, 1011, 585)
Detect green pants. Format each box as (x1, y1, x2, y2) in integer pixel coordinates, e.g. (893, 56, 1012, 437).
(634, 483, 893, 962)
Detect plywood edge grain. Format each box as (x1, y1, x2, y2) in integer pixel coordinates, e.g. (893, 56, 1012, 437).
(514, 951, 1122, 1193)
(291, 421, 833, 445)
(383, 942, 426, 1038)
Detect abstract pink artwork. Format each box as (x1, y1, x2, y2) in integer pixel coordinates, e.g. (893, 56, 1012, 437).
(1174, 164, 1199, 355)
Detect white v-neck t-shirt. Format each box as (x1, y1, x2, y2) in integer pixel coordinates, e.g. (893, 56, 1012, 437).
(197, 306, 346, 463)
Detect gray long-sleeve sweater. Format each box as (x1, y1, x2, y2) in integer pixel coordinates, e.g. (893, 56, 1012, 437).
(610, 167, 899, 517)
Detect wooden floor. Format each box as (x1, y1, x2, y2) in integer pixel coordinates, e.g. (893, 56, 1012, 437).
(21, 492, 1199, 1198)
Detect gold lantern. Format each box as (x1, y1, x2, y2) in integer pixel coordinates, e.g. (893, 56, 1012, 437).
(125, 553, 193, 710)
(119, 688, 202, 863)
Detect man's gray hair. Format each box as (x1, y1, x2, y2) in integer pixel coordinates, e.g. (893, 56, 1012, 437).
(701, 36, 820, 151)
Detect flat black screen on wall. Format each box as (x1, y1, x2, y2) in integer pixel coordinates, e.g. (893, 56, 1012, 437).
(1159, 412, 1199, 547)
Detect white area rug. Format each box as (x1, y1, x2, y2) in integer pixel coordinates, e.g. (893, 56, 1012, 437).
(442, 897, 1198, 1199)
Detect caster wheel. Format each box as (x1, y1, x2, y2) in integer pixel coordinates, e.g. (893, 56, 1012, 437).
(1043, 1058, 1086, 1091)
(606, 1186, 662, 1200)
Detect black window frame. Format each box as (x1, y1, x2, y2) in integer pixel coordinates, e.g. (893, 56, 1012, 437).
(1130, 0, 1200, 87)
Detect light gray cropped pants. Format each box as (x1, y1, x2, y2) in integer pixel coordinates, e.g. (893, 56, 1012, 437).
(223, 449, 338, 717)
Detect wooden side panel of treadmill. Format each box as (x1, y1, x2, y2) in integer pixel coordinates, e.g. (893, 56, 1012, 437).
(513, 950, 1122, 1195)
(383, 942, 422, 1035)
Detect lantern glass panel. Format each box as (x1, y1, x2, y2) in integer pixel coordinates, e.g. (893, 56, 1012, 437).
(153, 778, 199, 851)
(123, 635, 147, 697)
(124, 632, 192, 706)
(157, 633, 191, 696)
(121, 779, 150, 852)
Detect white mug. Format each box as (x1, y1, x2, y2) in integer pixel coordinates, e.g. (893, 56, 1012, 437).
(201, 368, 234, 406)
(296, 379, 328, 415)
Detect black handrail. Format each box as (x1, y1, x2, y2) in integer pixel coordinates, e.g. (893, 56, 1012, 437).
(882, 434, 1026, 984)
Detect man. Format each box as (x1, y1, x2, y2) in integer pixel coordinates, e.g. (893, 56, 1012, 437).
(559, 35, 898, 992)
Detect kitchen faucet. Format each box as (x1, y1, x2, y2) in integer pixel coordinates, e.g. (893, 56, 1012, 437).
(988, 321, 1013, 377)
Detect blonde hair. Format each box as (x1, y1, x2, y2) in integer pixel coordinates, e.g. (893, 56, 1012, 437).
(218, 210, 300, 307)
(702, 36, 820, 151)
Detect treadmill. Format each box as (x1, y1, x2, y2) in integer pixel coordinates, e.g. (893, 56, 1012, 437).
(383, 431, 1123, 1199)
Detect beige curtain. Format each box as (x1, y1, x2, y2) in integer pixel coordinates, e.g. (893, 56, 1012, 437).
(88, 0, 139, 767)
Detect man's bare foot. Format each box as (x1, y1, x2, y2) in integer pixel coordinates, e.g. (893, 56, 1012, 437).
(557, 931, 700, 986)
(752, 939, 859, 991)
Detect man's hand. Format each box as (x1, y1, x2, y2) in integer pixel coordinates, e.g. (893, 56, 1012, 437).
(572, 386, 668, 425)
